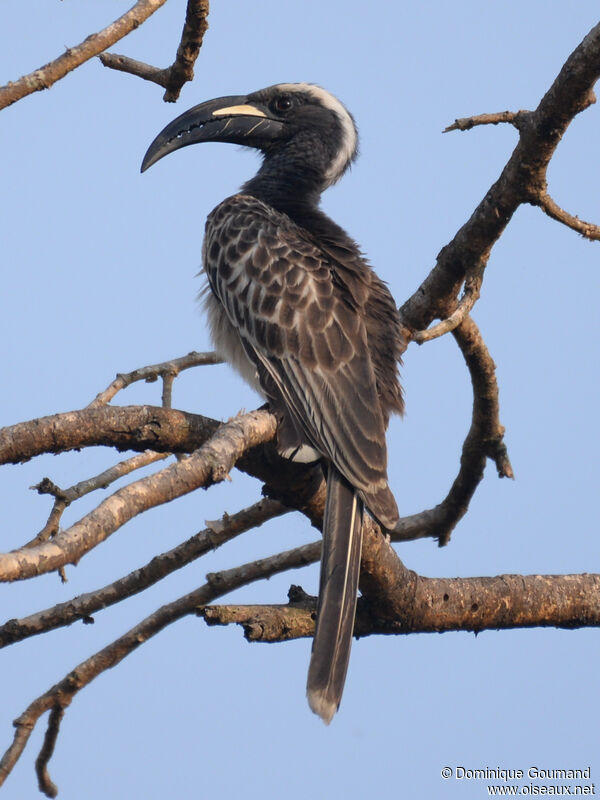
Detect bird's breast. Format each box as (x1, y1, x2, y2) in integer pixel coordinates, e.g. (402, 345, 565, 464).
(202, 285, 264, 395)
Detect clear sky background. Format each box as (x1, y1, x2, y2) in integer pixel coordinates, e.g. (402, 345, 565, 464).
(1, 3, 599, 798)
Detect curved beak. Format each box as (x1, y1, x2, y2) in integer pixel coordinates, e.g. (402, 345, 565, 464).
(141, 95, 284, 172)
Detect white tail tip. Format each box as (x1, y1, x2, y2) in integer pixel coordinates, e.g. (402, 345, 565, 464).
(307, 688, 337, 725)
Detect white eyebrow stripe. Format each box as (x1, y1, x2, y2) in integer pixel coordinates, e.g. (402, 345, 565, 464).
(275, 83, 358, 186)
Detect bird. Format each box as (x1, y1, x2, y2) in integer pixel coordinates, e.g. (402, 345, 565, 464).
(141, 83, 404, 724)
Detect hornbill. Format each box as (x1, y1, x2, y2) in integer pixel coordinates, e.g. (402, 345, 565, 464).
(142, 83, 404, 724)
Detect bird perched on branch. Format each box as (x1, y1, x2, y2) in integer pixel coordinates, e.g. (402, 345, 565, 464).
(142, 83, 404, 724)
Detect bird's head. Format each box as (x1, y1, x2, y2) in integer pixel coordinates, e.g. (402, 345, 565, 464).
(141, 83, 358, 193)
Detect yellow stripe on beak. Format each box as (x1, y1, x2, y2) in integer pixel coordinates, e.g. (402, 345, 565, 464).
(212, 104, 267, 118)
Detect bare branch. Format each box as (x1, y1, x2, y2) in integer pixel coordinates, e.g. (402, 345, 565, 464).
(203, 600, 317, 642)
(26, 503, 68, 550)
(412, 274, 482, 343)
(393, 26, 600, 547)
(453, 316, 514, 480)
(0, 406, 222, 466)
(0, 410, 277, 582)
(163, 0, 210, 102)
(393, 314, 513, 545)
(203, 572, 600, 641)
(52, 451, 169, 503)
(443, 110, 523, 133)
(0, 595, 192, 793)
(0, 539, 319, 793)
(161, 373, 175, 409)
(0, 0, 168, 112)
(100, 0, 210, 102)
(538, 192, 600, 241)
(26, 451, 169, 547)
(445, 112, 600, 243)
(88, 351, 223, 407)
(400, 22, 600, 340)
(0, 498, 287, 648)
(97, 53, 169, 90)
(204, 542, 321, 596)
(35, 707, 63, 798)
(1, 26, 598, 793)
(1, 328, 508, 554)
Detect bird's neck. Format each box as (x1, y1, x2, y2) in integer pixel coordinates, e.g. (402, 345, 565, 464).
(242, 150, 326, 217)
(242, 172, 363, 268)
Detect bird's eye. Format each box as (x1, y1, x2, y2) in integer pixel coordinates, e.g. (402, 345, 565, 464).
(272, 95, 293, 114)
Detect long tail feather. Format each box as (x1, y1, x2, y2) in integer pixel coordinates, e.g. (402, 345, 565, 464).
(306, 464, 364, 724)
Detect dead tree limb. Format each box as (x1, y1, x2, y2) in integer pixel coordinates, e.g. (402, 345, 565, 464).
(0, 498, 287, 648)
(400, 21, 600, 339)
(392, 314, 512, 546)
(0, 410, 277, 582)
(100, 0, 210, 102)
(0, 0, 168, 112)
(0, 406, 222, 465)
(88, 350, 222, 407)
(0, 538, 320, 795)
(202, 572, 600, 641)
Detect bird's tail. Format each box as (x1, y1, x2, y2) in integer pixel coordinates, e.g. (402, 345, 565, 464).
(306, 464, 364, 724)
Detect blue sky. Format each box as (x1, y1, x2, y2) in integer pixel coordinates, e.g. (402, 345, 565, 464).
(1, 3, 599, 798)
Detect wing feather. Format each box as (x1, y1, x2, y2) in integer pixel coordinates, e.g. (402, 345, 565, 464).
(204, 194, 398, 527)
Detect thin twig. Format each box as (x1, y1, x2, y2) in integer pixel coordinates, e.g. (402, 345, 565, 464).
(27, 503, 68, 548)
(97, 53, 169, 90)
(412, 275, 482, 343)
(0, 540, 320, 793)
(100, 0, 210, 102)
(164, 0, 210, 102)
(0, 0, 168, 112)
(0, 499, 288, 648)
(26, 451, 169, 547)
(35, 707, 63, 798)
(538, 192, 600, 240)
(88, 350, 223, 407)
(0, 410, 277, 582)
(395, 27, 600, 545)
(161, 373, 175, 409)
(392, 314, 513, 545)
(443, 110, 525, 133)
(400, 23, 600, 340)
(454, 316, 514, 480)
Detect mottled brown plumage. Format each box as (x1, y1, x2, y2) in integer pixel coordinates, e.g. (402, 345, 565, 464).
(203, 194, 403, 529)
(142, 82, 404, 724)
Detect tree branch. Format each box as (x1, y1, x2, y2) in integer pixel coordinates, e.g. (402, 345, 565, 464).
(0, 319, 510, 558)
(0, 0, 168, 112)
(100, 0, 210, 102)
(412, 274, 482, 343)
(88, 350, 222, 408)
(202, 572, 600, 641)
(26, 450, 169, 547)
(443, 110, 523, 133)
(0, 539, 320, 794)
(392, 314, 512, 546)
(34, 707, 63, 798)
(399, 22, 600, 339)
(163, 0, 210, 102)
(538, 192, 600, 241)
(0, 405, 222, 465)
(0, 410, 277, 582)
(96, 53, 170, 91)
(0, 498, 287, 648)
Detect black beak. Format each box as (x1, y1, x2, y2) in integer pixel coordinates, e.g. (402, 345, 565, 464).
(141, 95, 284, 173)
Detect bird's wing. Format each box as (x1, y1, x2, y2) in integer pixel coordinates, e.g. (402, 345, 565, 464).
(204, 195, 397, 527)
